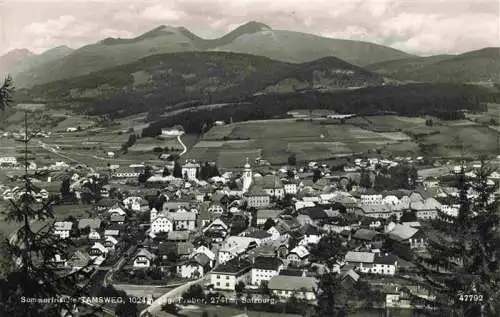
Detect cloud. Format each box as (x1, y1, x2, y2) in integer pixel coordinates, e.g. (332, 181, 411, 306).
(1, 0, 499, 56)
(139, 4, 185, 21)
(24, 15, 77, 36)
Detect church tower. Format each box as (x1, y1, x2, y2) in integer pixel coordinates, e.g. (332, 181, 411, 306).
(242, 158, 253, 193)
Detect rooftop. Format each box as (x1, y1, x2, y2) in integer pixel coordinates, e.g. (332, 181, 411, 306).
(252, 256, 283, 270)
(211, 258, 252, 275)
(268, 275, 317, 292)
(345, 251, 375, 263)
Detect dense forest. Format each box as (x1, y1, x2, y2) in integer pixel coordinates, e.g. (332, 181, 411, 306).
(141, 83, 498, 137)
(17, 51, 383, 118)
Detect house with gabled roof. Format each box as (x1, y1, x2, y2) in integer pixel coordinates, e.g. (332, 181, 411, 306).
(104, 236, 119, 250)
(209, 258, 252, 291)
(244, 230, 273, 245)
(300, 224, 323, 245)
(67, 250, 94, 272)
(218, 236, 260, 264)
(89, 242, 108, 260)
(78, 218, 101, 231)
(133, 248, 157, 268)
(53, 221, 73, 239)
(179, 253, 213, 279)
(268, 275, 317, 301)
(255, 209, 282, 226)
(246, 186, 270, 208)
(287, 245, 310, 266)
(251, 256, 284, 286)
(386, 223, 426, 249)
(344, 251, 398, 276)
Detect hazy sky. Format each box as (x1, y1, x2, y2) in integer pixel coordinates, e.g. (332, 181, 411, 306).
(1, 0, 499, 56)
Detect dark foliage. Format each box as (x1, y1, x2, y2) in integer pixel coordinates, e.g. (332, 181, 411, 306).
(141, 83, 494, 137)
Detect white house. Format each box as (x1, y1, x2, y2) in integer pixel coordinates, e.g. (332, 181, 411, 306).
(361, 194, 384, 205)
(104, 236, 119, 250)
(161, 126, 185, 137)
(256, 209, 282, 226)
(246, 186, 270, 208)
(251, 256, 284, 286)
(89, 242, 108, 260)
(108, 206, 126, 216)
(209, 259, 252, 291)
(133, 248, 157, 268)
(150, 215, 174, 237)
(268, 275, 317, 301)
(283, 182, 298, 195)
(181, 162, 200, 180)
(180, 253, 213, 279)
(208, 203, 225, 215)
(218, 236, 259, 264)
(0, 156, 18, 167)
(261, 175, 285, 199)
(53, 221, 73, 239)
(123, 196, 145, 212)
(66, 127, 78, 132)
(166, 211, 197, 231)
(287, 245, 310, 266)
(88, 230, 101, 240)
(344, 251, 397, 276)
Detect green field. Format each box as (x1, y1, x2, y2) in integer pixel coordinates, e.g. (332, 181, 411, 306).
(191, 116, 500, 165)
(192, 120, 414, 165)
(420, 125, 500, 156)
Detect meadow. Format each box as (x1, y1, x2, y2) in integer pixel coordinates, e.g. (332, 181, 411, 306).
(189, 115, 500, 166)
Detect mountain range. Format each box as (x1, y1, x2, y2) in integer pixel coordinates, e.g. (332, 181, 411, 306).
(4, 21, 411, 88)
(21, 51, 385, 118)
(1, 21, 498, 97)
(366, 47, 500, 84)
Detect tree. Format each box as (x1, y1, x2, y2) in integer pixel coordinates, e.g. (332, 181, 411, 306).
(316, 273, 344, 317)
(0, 76, 13, 111)
(400, 210, 417, 222)
(263, 218, 276, 231)
(311, 233, 347, 267)
(127, 134, 136, 147)
(411, 162, 499, 317)
(60, 178, 71, 198)
(287, 153, 297, 166)
(162, 167, 170, 177)
(173, 160, 182, 178)
(182, 284, 205, 301)
(313, 169, 322, 183)
(235, 281, 246, 294)
(359, 169, 372, 188)
(259, 281, 270, 295)
(0, 106, 98, 316)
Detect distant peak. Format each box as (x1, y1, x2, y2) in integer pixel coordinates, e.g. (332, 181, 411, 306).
(236, 21, 272, 32)
(219, 21, 272, 42)
(4, 48, 34, 57)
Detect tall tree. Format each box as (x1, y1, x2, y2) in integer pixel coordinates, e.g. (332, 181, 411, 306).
(313, 169, 322, 183)
(411, 162, 499, 317)
(173, 160, 182, 178)
(359, 169, 372, 188)
(0, 104, 98, 315)
(60, 178, 71, 198)
(0, 76, 13, 111)
(288, 153, 297, 166)
(315, 273, 344, 317)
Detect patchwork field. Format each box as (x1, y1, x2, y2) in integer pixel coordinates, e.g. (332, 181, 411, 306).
(190, 119, 417, 165)
(420, 125, 500, 156)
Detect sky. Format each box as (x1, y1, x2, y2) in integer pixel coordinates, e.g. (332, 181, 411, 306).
(0, 0, 499, 56)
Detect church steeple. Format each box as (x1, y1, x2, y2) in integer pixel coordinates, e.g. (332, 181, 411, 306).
(242, 157, 252, 193)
